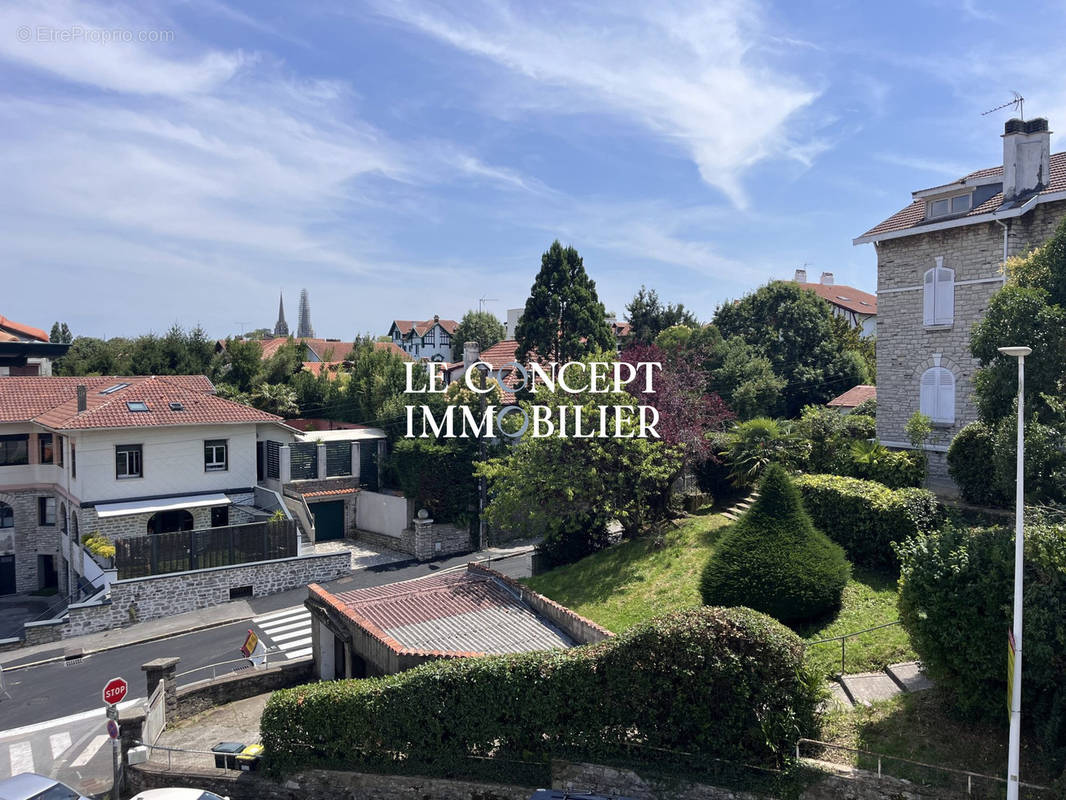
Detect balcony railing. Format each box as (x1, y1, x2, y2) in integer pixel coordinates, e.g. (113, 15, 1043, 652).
(115, 519, 297, 580)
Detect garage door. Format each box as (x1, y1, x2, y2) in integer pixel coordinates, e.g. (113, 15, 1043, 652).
(311, 501, 345, 542)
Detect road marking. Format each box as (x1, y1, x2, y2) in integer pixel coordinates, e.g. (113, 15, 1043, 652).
(269, 628, 313, 643)
(50, 731, 72, 759)
(257, 618, 310, 635)
(285, 647, 312, 659)
(252, 606, 306, 624)
(9, 740, 33, 774)
(0, 697, 143, 740)
(277, 636, 312, 652)
(69, 734, 109, 768)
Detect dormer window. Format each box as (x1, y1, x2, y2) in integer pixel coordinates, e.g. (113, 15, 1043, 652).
(927, 192, 972, 219)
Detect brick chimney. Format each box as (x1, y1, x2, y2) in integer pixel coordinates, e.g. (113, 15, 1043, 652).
(76, 385, 87, 412)
(820, 272, 834, 285)
(463, 341, 480, 368)
(794, 268, 807, 283)
(1003, 118, 1051, 200)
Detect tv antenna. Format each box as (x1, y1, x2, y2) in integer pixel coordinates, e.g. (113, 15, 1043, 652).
(478, 297, 498, 313)
(982, 91, 1024, 120)
(235, 321, 250, 337)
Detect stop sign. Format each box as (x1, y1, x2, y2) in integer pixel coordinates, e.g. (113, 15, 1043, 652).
(102, 676, 128, 706)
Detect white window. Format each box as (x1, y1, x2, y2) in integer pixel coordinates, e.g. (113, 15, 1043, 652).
(920, 367, 955, 424)
(923, 259, 955, 326)
(204, 439, 228, 472)
(927, 193, 971, 219)
(116, 444, 143, 479)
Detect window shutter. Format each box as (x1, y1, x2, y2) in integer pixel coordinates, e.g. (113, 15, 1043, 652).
(937, 368, 955, 424)
(934, 268, 955, 325)
(919, 368, 937, 418)
(923, 269, 936, 325)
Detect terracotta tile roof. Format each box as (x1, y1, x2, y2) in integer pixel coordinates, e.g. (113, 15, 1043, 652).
(465, 339, 524, 402)
(0, 315, 49, 343)
(302, 361, 342, 379)
(859, 151, 1066, 240)
(796, 282, 877, 315)
(0, 375, 280, 429)
(302, 487, 359, 498)
(330, 567, 574, 655)
(827, 384, 877, 408)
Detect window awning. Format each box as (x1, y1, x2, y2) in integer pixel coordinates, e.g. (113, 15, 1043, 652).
(94, 493, 230, 519)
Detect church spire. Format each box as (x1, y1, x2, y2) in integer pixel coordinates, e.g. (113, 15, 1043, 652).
(297, 288, 314, 338)
(273, 291, 289, 337)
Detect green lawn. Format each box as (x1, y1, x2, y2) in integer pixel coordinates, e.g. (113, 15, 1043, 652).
(816, 691, 1059, 794)
(524, 509, 915, 676)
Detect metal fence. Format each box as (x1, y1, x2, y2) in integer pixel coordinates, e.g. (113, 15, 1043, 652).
(804, 620, 902, 675)
(290, 442, 318, 480)
(325, 441, 352, 476)
(796, 739, 1052, 797)
(115, 520, 297, 579)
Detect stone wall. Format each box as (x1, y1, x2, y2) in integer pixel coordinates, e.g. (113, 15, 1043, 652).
(874, 199, 1066, 481)
(125, 757, 974, 800)
(0, 488, 61, 593)
(127, 764, 529, 800)
(63, 551, 350, 637)
(174, 659, 314, 722)
(412, 518, 471, 562)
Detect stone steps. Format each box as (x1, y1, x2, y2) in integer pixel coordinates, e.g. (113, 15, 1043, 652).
(833, 661, 934, 709)
(721, 490, 759, 522)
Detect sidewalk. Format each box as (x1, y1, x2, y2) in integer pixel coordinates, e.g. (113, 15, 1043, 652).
(0, 539, 537, 670)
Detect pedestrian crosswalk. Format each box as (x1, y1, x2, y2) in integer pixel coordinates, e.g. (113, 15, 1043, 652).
(1, 726, 108, 781)
(252, 606, 312, 660)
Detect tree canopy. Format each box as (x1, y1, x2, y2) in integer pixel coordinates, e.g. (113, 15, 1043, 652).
(515, 241, 615, 364)
(624, 286, 698, 345)
(451, 310, 505, 361)
(713, 282, 868, 417)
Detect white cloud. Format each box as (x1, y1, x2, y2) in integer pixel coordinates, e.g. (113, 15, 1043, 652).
(370, 0, 819, 208)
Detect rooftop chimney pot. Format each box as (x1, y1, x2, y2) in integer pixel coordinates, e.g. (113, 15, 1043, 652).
(463, 341, 481, 368)
(1003, 117, 1052, 200)
(820, 272, 834, 285)
(76, 385, 87, 412)
(794, 268, 807, 283)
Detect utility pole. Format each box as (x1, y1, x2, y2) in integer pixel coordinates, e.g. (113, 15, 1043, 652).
(478, 366, 488, 551)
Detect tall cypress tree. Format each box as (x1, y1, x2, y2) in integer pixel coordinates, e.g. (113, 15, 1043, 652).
(515, 240, 615, 363)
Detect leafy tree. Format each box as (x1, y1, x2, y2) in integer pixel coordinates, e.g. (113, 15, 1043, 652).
(700, 464, 850, 625)
(477, 352, 682, 563)
(713, 282, 867, 416)
(624, 286, 698, 345)
(54, 337, 118, 375)
(515, 240, 615, 364)
(653, 324, 693, 352)
(251, 383, 299, 416)
(451, 310, 506, 361)
(220, 338, 263, 393)
(706, 336, 785, 420)
(720, 417, 807, 487)
(244, 327, 274, 340)
(262, 338, 305, 385)
(49, 322, 72, 344)
(345, 340, 408, 433)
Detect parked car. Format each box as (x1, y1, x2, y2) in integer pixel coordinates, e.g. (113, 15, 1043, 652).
(128, 792, 228, 800)
(0, 774, 90, 800)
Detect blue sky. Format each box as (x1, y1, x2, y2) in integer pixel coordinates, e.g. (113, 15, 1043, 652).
(3, 0, 1066, 340)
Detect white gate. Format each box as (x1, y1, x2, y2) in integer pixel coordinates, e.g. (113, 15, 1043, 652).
(143, 679, 166, 745)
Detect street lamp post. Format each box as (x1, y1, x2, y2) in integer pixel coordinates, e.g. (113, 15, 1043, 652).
(998, 344, 1030, 800)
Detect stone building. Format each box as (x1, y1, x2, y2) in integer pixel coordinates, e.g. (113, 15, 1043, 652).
(855, 118, 1066, 481)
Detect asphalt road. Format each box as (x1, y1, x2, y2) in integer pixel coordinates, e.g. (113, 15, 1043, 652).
(0, 551, 531, 730)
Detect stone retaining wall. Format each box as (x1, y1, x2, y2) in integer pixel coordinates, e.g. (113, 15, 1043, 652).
(174, 659, 315, 723)
(63, 551, 351, 637)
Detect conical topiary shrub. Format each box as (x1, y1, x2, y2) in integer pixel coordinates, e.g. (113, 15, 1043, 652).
(700, 463, 850, 625)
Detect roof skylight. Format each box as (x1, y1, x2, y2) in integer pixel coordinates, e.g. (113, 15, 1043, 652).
(126, 401, 149, 412)
(100, 383, 130, 394)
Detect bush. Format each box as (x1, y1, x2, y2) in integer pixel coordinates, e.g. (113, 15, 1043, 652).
(794, 474, 944, 569)
(991, 414, 1066, 505)
(81, 532, 115, 560)
(386, 439, 477, 524)
(536, 512, 611, 568)
(700, 465, 850, 625)
(850, 446, 926, 489)
(720, 418, 808, 487)
(261, 606, 820, 777)
(948, 421, 1007, 506)
(897, 524, 1066, 768)
(849, 397, 877, 418)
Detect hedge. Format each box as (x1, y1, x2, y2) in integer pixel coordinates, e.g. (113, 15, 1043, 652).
(261, 606, 819, 778)
(700, 465, 850, 625)
(947, 421, 1006, 506)
(794, 474, 944, 570)
(850, 448, 926, 489)
(897, 524, 1066, 769)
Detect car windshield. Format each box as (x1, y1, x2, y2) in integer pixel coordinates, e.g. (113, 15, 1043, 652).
(197, 793, 226, 800)
(28, 785, 81, 800)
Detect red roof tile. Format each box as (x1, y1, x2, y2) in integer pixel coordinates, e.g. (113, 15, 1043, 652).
(859, 151, 1066, 240)
(391, 317, 460, 336)
(0, 375, 281, 429)
(0, 315, 49, 343)
(827, 384, 877, 408)
(302, 487, 359, 497)
(795, 282, 877, 315)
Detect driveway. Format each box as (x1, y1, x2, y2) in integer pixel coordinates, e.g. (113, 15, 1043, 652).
(0, 595, 65, 640)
